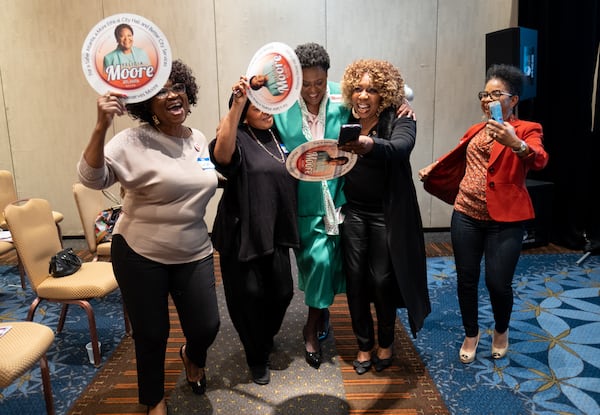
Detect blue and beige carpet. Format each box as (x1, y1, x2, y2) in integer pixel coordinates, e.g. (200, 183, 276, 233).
(399, 253, 600, 415)
(1, 253, 599, 414)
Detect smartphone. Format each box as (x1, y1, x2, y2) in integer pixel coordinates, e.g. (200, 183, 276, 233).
(337, 124, 361, 146)
(489, 101, 503, 123)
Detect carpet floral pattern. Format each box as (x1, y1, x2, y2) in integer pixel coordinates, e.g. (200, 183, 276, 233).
(399, 254, 600, 415)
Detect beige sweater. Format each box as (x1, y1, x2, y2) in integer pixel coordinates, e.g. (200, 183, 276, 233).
(78, 124, 218, 264)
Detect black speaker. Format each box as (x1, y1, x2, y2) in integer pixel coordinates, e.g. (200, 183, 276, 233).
(486, 27, 537, 101)
(522, 179, 553, 249)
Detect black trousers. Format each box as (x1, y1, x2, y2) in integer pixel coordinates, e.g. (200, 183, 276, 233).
(341, 206, 398, 352)
(111, 235, 220, 406)
(451, 210, 523, 337)
(219, 246, 294, 367)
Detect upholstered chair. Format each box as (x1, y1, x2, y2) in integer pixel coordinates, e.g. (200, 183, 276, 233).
(0, 321, 55, 415)
(3, 198, 130, 367)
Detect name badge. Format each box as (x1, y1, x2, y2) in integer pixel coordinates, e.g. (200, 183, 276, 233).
(197, 157, 215, 170)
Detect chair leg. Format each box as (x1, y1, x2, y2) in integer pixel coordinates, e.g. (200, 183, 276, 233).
(76, 299, 101, 367)
(57, 304, 69, 333)
(27, 297, 43, 321)
(39, 354, 55, 415)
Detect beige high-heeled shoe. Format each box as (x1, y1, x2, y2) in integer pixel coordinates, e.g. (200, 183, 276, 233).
(459, 331, 480, 364)
(491, 329, 509, 359)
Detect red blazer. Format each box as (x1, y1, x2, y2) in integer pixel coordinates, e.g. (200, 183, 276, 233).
(424, 119, 549, 222)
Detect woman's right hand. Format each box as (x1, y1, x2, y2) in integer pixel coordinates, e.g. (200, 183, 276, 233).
(97, 92, 127, 129)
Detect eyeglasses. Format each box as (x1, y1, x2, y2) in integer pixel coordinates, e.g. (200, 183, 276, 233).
(155, 83, 186, 99)
(478, 90, 513, 100)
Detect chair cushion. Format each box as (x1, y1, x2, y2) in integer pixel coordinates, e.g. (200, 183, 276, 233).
(0, 321, 54, 386)
(36, 261, 119, 299)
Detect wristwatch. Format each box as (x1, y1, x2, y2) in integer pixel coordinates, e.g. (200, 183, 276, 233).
(512, 140, 528, 155)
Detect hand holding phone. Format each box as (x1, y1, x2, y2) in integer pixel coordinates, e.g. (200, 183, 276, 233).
(337, 124, 361, 146)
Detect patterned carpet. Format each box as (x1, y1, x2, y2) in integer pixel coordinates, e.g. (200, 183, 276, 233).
(403, 253, 600, 415)
(2, 238, 591, 414)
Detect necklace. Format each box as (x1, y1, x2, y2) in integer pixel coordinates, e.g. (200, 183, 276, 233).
(246, 126, 285, 163)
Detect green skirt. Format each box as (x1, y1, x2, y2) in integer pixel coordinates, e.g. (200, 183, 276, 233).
(295, 215, 346, 309)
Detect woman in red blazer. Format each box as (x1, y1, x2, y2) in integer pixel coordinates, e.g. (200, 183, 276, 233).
(419, 64, 549, 364)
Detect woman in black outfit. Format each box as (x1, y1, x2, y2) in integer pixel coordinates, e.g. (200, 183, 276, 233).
(209, 77, 299, 385)
(338, 59, 430, 375)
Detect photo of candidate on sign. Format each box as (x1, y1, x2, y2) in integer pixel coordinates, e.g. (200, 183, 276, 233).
(81, 13, 172, 103)
(286, 140, 357, 182)
(246, 42, 302, 114)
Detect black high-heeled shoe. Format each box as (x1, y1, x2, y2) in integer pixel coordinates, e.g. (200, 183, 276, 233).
(303, 326, 322, 369)
(179, 345, 207, 395)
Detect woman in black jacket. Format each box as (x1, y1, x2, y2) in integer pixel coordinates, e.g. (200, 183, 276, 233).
(338, 59, 430, 375)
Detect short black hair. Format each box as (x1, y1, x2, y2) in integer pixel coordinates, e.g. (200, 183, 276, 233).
(294, 43, 330, 72)
(126, 59, 198, 124)
(114, 23, 133, 40)
(485, 64, 525, 97)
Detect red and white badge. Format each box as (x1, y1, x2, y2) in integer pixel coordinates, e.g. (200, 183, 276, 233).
(286, 140, 357, 182)
(246, 42, 302, 114)
(81, 13, 172, 103)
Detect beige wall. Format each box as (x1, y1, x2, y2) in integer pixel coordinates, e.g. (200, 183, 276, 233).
(0, 0, 517, 236)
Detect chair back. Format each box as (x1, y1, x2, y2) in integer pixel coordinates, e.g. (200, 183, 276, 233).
(73, 183, 110, 256)
(0, 170, 18, 229)
(3, 198, 62, 291)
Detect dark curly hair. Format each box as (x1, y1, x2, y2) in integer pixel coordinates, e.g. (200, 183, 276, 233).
(341, 59, 404, 117)
(294, 43, 330, 71)
(126, 59, 198, 124)
(485, 64, 525, 97)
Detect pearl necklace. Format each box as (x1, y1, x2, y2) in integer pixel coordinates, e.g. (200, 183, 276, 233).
(246, 126, 285, 163)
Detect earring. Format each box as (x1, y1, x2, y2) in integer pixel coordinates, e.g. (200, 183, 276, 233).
(152, 114, 160, 125)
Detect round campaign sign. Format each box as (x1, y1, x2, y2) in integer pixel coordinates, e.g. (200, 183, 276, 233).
(246, 42, 302, 114)
(81, 13, 172, 103)
(286, 140, 357, 182)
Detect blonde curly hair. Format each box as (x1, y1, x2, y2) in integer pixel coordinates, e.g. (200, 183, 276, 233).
(341, 59, 405, 116)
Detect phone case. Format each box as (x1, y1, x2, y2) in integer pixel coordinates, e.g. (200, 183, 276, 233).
(337, 124, 361, 145)
(489, 101, 503, 123)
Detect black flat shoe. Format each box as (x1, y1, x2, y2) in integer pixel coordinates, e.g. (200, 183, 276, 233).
(371, 355, 393, 372)
(180, 345, 207, 395)
(250, 364, 271, 385)
(352, 359, 372, 375)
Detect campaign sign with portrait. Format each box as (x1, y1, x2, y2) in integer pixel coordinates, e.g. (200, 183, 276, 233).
(286, 140, 357, 182)
(246, 42, 302, 114)
(81, 13, 172, 103)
